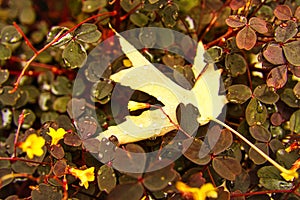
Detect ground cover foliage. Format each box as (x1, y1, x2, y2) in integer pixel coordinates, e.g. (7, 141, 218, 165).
(0, 0, 299, 199)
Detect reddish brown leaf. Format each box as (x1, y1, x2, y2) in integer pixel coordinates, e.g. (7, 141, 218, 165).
(53, 160, 67, 177)
(229, 0, 246, 10)
(295, 6, 300, 21)
(236, 26, 256, 50)
(212, 157, 242, 181)
(274, 5, 292, 20)
(263, 43, 285, 65)
(225, 15, 247, 28)
(249, 142, 269, 165)
(249, 17, 268, 34)
(266, 65, 287, 89)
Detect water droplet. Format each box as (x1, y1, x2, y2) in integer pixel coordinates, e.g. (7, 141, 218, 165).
(257, 101, 264, 113)
(98, 153, 103, 159)
(139, 124, 143, 128)
(106, 141, 111, 146)
(177, 142, 182, 146)
(158, 156, 162, 160)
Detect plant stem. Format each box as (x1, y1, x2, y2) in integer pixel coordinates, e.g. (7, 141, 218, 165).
(10, 11, 117, 93)
(210, 117, 293, 175)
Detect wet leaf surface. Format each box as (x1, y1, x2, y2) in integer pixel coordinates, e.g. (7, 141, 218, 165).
(97, 165, 116, 193)
(245, 98, 267, 126)
(227, 84, 252, 104)
(62, 41, 87, 69)
(225, 53, 247, 77)
(253, 84, 279, 104)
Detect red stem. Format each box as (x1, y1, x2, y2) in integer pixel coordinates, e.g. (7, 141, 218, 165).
(0, 156, 50, 165)
(13, 22, 38, 54)
(10, 11, 117, 93)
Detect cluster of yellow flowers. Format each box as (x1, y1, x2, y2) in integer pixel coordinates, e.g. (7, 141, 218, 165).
(17, 127, 95, 189)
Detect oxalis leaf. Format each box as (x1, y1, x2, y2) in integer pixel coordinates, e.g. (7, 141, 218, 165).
(96, 27, 227, 144)
(62, 41, 87, 69)
(236, 26, 257, 50)
(283, 41, 300, 66)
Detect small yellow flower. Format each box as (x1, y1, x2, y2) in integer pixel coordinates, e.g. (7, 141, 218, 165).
(280, 158, 300, 181)
(47, 127, 67, 146)
(69, 167, 95, 189)
(280, 169, 298, 181)
(176, 181, 218, 200)
(19, 134, 45, 159)
(123, 59, 132, 67)
(128, 101, 150, 111)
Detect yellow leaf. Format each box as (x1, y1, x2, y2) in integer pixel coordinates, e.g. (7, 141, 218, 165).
(96, 28, 227, 144)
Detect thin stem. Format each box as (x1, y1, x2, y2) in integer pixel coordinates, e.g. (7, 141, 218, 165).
(13, 22, 37, 54)
(210, 117, 292, 175)
(10, 11, 117, 93)
(151, 104, 192, 138)
(0, 157, 50, 165)
(13, 111, 28, 157)
(204, 27, 233, 49)
(230, 189, 294, 198)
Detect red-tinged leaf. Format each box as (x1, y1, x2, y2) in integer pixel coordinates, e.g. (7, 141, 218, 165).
(53, 160, 67, 177)
(225, 15, 247, 28)
(63, 132, 82, 147)
(263, 43, 285, 65)
(182, 138, 211, 165)
(266, 65, 287, 89)
(50, 144, 65, 159)
(290, 66, 300, 78)
(112, 144, 146, 175)
(295, 6, 300, 21)
(274, 5, 292, 20)
(212, 157, 242, 181)
(236, 26, 256, 50)
(229, 0, 246, 10)
(249, 17, 268, 34)
(249, 125, 271, 142)
(249, 142, 269, 165)
(206, 125, 233, 155)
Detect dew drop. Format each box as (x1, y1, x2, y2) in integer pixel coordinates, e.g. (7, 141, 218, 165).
(98, 153, 103, 159)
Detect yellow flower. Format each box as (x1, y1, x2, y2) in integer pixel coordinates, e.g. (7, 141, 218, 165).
(128, 101, 150, 111)
(19, 134, 45, 159)
(69, 167, 95, 189)
(280, 159, 300, 181)
(47, 127, 67, 146)
(280, 169, 299, 181)
(176, 181, 218, 200)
